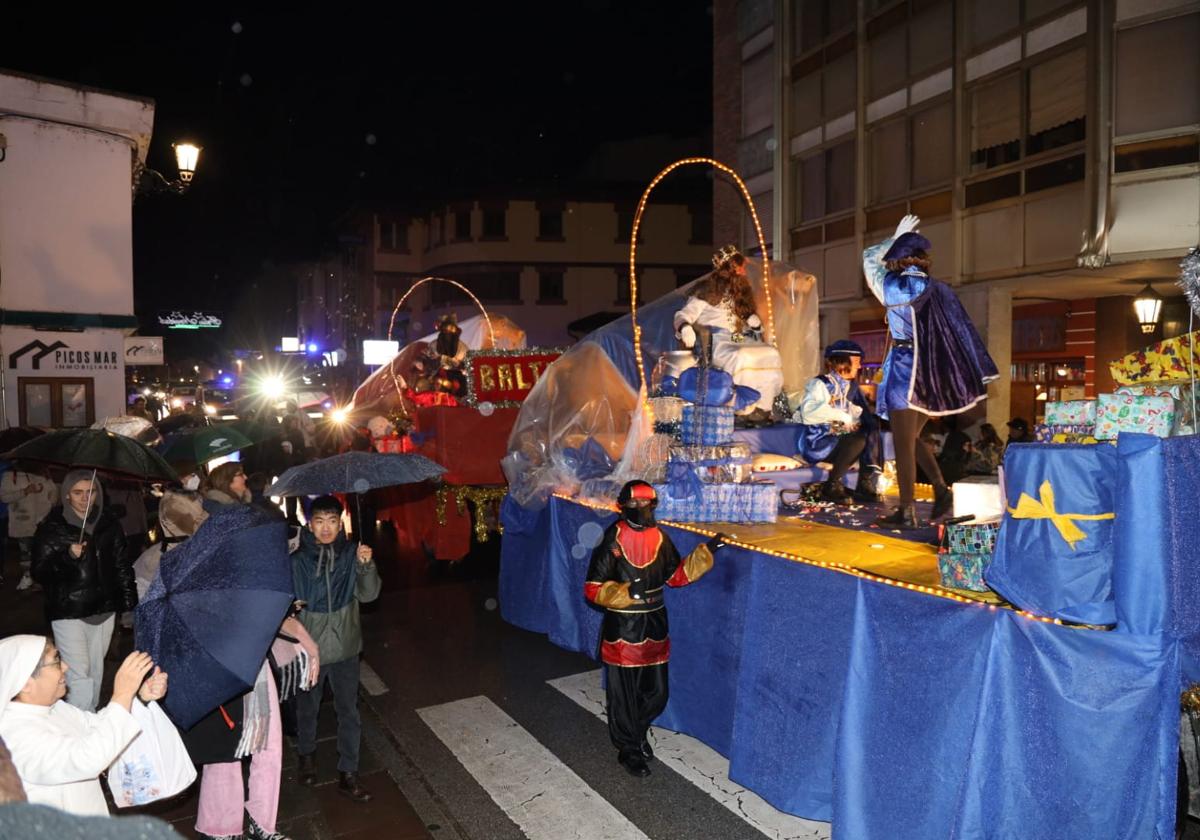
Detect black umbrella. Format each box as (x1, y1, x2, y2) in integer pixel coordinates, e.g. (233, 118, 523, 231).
(156, 414, 209, 436)
(266, 451, 444, 497)
(136, 506, 293, 730)
(0, 426, 45, 454)
(4, 428, 179, 483)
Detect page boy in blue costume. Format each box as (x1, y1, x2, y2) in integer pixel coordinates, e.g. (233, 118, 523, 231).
(793, 340, 883, 504)
(863, 214, 998, 529)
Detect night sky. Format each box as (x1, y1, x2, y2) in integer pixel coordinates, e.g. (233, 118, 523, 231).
(4, 3, 713, 354)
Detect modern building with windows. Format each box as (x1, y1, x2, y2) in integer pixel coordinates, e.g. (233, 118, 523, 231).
(297, 194, 714, 353)
(715, 0, 1199, 426)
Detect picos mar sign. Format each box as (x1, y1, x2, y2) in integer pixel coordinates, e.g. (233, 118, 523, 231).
(9, 338, 121, 372)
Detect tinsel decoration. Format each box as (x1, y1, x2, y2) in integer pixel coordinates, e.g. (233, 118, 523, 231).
(1182, 683, 1200, 713)
(1180, 247, 1200, 318)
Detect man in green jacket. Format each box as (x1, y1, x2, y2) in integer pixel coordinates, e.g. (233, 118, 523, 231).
(291, 495, 381, 802)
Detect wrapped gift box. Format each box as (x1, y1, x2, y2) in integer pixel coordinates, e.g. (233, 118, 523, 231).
(668, 442, 753, 484)
(944, 517, 1000, 555)
(1108, 330, 1200, 386)
(1034, 423, 1100, 444)
(653, 480, 777, 523)
(1094, 393, 1174, 440)
(937, 552, 992, 592)
(649, 396, 685, 426)
(1116, 380, 1195, 435)
(681, 404, 735, 446)
(1044, 399, 1096, 427)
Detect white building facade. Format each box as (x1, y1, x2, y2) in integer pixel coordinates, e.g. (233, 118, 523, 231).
(0, 70, 154, 428)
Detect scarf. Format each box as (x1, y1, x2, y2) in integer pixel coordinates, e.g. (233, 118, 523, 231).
(61, 469, 103, 535)
(204, 488, 249, 506)
(0, 636, 47, 721)
(234, 661, 272, 759)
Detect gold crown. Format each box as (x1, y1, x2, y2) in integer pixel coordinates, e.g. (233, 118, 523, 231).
(712, 244, 741, 269)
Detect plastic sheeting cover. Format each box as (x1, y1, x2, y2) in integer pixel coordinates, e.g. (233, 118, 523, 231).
(503, 257, 819, 508)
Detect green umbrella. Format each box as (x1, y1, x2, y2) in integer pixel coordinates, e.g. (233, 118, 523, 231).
(158, 426, 255, 467)
(4, 428, 178, 482)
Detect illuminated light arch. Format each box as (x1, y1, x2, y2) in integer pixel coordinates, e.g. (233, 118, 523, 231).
(382, 276, 497, 416)
(627, 158, 772, 394)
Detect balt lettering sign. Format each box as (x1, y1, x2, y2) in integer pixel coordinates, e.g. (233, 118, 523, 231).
(462, 350, 563, 407)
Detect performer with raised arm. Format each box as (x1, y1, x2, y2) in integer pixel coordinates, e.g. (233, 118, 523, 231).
(583, 481, 725, 778)
(863, 215, 998, 529)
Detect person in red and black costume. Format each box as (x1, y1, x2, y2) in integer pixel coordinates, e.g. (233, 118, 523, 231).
(583, 480, 726, 777)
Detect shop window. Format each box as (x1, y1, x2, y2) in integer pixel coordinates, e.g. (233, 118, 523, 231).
(908, 1, 953, 77)
(969, 73, 1021, 171)
(964, 0, 1019, 51)
(797, 139, 855, 222)
(538, 271, 564, 303)
(615, 270, 642, 304)
(455, 208, 472, 241)
(744, 191, 774, 254)
(19, 378, 94, 428)
(1027, 48, 1086, 155)
(1115, 13, 1200, 137)
(868, 27, 907, 100)
(1025, 154, 1085, 193)
(791, 70, 823, 134)
(796, 0, 827, 53)
(1114, 136, 1200, 174)
(910, 101, 954, 188)
(538, 208, 564, 240)
(742, 50, 774, 137)
(822, 50, 857, 118)
(964, 172, 1021, 208)
(869, 119, 908, 203)
(481, 207, 507, 239)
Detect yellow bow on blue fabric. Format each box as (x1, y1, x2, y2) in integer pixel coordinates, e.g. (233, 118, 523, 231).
(1007, 480, 1114, 551)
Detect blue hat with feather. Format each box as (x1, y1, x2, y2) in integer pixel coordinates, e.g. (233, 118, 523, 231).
(883, 232, 931, 262)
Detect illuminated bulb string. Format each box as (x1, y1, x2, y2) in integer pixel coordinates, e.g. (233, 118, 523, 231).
(627, 158, 774, 397)
(383, 276, 497, 416)
(557, 493, 1082, 629)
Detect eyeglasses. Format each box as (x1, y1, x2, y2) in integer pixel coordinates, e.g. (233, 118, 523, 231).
(33, 654, 63, 674)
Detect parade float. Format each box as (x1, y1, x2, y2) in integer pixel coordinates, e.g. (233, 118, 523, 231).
(497, 161, 1200, 838)
(349, 276, 564, 561)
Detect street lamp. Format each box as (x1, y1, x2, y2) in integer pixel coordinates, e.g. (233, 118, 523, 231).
(133, 140, 202, 197)
(1133, 284, 1163, 335)
(173, 143, 201, 183)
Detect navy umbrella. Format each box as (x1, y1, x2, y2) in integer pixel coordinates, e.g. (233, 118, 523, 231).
(266, 451, 445, 497)
(135, 505, 294, 730)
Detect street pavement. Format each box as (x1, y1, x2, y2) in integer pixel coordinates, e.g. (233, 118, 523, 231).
(2, 525, 1196, 838)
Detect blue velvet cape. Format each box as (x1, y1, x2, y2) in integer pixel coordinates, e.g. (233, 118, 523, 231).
(886, 276, 999, 416)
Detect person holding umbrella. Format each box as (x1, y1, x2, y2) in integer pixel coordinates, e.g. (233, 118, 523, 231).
(32, 471, 135, 712)
(291, 495, 380, 802)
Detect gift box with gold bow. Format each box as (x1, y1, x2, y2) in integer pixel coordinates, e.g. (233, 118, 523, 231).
(985, 442, 1118, 625)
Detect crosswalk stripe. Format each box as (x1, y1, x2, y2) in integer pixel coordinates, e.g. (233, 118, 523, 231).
(548, 670, 831, 840)
(358, 660, 389, 696)
(418, 695, 650, 840)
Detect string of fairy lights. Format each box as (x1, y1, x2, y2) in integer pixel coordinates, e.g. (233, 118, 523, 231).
(626, 157, 776, 398)
(384, 275, 498, 416)
(556, 493, 1091, 630)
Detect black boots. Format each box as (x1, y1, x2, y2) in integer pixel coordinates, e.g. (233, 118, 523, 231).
(875, 505, 921, 530)
(819, 480, 849, 504)
(296, 753, 316, 787)
(931, 485, 954, 520)
(619, 748, 651, 777)
(338, 771, 373, 803)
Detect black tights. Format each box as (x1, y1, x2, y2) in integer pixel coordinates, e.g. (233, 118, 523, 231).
(889, 409, 945, 506)
(828, 430, 867, 483)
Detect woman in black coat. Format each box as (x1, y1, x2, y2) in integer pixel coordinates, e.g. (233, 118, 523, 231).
(32, 469, 134, 713)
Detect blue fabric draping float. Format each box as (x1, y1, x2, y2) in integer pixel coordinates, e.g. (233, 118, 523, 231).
(500, 433, 1199, 839)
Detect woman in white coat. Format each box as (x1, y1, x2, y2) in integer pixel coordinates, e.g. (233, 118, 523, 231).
(0, 635, 167, 816)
